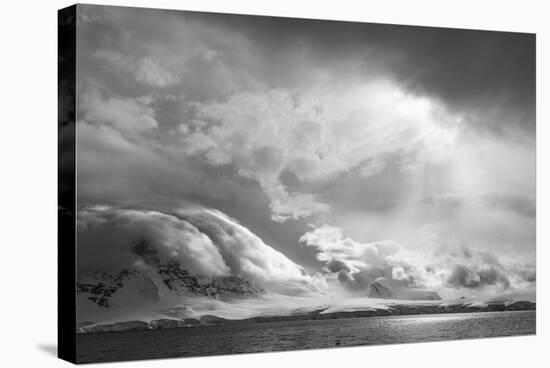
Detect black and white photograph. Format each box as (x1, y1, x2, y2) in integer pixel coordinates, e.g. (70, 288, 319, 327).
(56, 3, 539, 364)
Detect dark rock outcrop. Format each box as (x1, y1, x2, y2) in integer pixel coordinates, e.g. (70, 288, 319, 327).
(77, 260, 265, 309)
(368, 282, 393, 298)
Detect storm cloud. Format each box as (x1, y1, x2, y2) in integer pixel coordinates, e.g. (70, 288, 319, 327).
(210, 14, 535, 135)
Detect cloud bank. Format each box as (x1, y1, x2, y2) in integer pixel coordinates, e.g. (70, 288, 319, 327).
(300, 225, 535, 297)
(77, 205, 316, 296)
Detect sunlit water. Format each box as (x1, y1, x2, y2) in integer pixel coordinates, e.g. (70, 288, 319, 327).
(76, 310, 535, 363)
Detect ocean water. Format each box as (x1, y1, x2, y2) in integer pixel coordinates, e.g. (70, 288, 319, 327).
(76, 310, 536, 363)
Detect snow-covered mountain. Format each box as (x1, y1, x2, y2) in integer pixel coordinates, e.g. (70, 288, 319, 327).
(77, 287, 535, 333)
(77, 259, 265, 324)
(368, 280, 442, 301)
(74, 206, 534, 334)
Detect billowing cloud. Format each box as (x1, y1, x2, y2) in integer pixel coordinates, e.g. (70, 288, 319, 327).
(79, 81, 158, 132)
(300, 225, 535, 296)
(432, 247, 534, 293)
(77, 205, 316, 296)
(300, 225, 418, 292)
(447, 265, 510, 290)
(181, 81, 458, 222)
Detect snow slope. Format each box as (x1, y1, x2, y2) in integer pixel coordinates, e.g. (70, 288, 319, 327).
(77, 260, 535, 333)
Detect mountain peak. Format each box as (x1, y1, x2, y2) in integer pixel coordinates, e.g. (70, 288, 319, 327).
(368, 280, 441, 301)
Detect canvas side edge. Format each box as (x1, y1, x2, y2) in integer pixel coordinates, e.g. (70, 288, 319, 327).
(58, 4, 77, 364)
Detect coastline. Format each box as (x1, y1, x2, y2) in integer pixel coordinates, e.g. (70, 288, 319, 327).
(77, 300, 535, 334)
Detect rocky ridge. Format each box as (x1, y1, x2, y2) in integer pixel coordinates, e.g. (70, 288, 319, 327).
(77, 260, 265, 309)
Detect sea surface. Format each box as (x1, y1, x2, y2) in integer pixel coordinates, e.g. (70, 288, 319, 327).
(76, 310, 536, 363)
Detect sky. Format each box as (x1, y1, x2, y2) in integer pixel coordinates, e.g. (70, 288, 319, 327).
(74, 4, 535, 299)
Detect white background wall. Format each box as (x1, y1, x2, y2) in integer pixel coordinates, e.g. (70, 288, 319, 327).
(0, 0, 548, 366)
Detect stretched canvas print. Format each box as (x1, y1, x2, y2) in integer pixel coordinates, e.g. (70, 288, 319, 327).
(58, 4, 536, 364)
